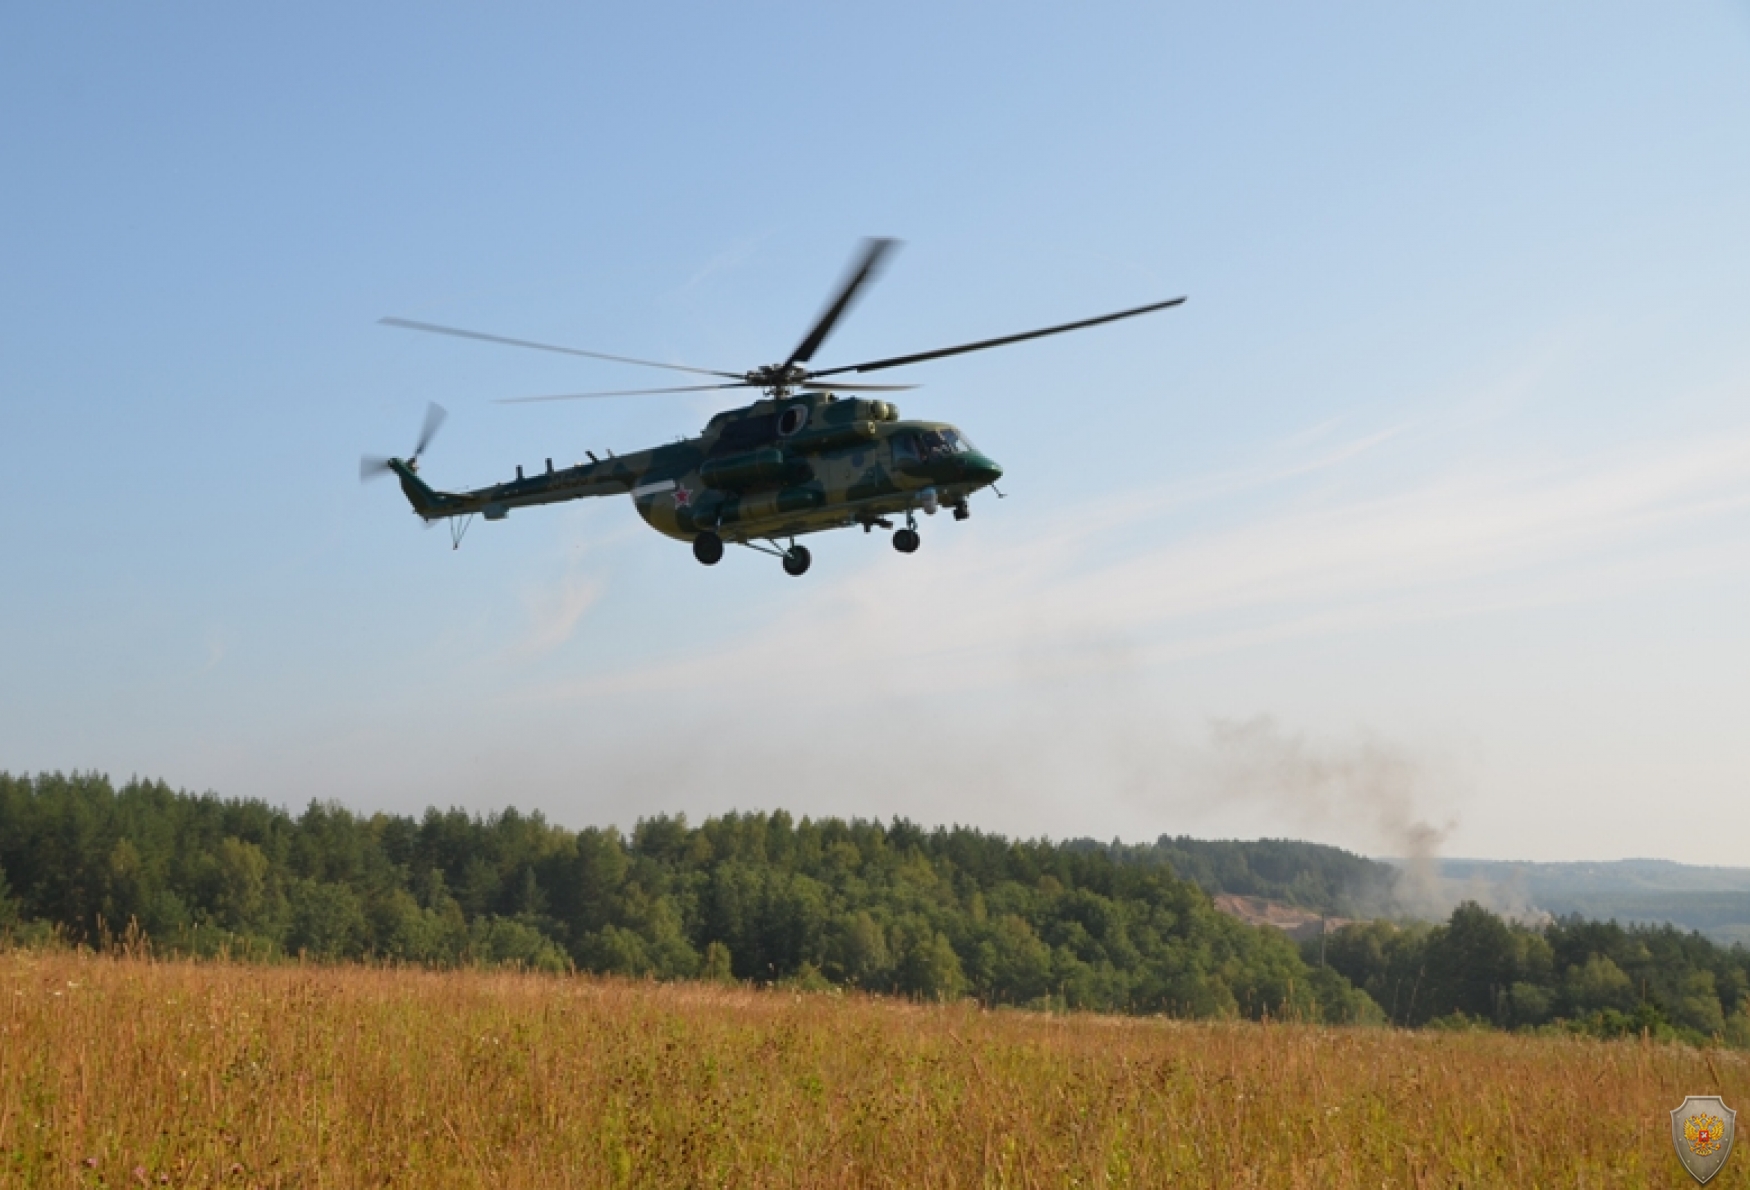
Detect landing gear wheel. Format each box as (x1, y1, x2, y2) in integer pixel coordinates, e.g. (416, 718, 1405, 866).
(782, 545, 812, 577)
(692, 531, 724, 566)
(892, 528, 920, 554)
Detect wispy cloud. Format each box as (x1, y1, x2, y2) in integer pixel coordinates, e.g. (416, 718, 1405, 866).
(510, 571, 604, 660)
(201, 626, 234, 672)
(521, 421, 1750, 705)
(667, 234, 770, 299)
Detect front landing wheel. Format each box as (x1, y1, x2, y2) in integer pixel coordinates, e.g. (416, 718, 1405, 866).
(692, 531, 724, 566)
(892, 528, 920, 554)
(782, 545, 812, 577)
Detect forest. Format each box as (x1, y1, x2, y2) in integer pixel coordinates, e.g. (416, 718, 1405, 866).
(2, 771, 1747, 1045)
(1073, 833, 1399, 916)
(1313, 905, 1750, 1045)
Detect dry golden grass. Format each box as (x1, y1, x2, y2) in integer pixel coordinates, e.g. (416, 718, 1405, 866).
(2, 951, 1746, 1188)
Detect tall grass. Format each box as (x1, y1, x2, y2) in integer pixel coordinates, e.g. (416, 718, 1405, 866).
(3, 951, 1744, 1187)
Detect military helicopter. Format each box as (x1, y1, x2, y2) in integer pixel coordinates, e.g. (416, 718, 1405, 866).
(361, 239, 1183, 575)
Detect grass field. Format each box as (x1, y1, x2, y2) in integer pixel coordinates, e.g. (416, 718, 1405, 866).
(3, 952, 1746, 1187)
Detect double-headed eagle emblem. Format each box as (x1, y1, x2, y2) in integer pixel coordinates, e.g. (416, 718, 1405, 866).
(1671, 1095, 1736, 1184)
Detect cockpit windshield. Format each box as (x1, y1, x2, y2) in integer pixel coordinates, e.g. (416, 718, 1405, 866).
(930, 429, 975, 455)
(894, 429, 976, 463)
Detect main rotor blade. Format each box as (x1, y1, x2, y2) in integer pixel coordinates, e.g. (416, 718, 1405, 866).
(797, 381, 918, 392)
(784, 237, 899, 369)
(495, 381, 760, 404)
(379, 317, 744, 380)
(808, 296, 1187, 378)
(412, 401, 447, 459)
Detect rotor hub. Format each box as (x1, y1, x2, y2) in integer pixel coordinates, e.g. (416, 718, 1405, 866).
(745, 362, 812, 395)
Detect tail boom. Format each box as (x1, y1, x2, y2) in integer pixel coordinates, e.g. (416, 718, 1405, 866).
(386, 454, 644, 522)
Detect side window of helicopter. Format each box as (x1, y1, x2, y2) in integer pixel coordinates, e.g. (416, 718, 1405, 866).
(890, 432, 921, 465)
(777, 405, 809, 437)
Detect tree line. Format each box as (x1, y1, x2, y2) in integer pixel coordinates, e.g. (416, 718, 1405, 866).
(1314, 903, 1750, 1045)
(2, 772, 1747, 1045)
(0, 771, 1372, 1021)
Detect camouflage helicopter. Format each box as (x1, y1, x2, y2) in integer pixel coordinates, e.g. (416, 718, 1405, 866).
(362, 239, 1183, 575)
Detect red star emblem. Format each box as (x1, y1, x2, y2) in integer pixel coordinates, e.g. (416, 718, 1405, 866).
(673, 483, 692, 508)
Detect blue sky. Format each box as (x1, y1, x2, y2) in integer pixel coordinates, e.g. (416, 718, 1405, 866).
(3, 3, 1747, 863)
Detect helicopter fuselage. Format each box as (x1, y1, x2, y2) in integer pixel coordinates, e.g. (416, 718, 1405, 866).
(388, 391, 1002, 553)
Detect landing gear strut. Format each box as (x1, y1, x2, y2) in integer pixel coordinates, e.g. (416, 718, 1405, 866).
(692, 531, 724, 565)
(782, 544, 812, 577)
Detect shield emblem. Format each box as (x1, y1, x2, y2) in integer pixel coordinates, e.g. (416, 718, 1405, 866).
(1671, 1095, 1736, 1184)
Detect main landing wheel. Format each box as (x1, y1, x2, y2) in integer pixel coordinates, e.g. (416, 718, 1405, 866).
(892, 528, 920, 554)
(692, 531, 724, 566)
(782, 545, 812, 577)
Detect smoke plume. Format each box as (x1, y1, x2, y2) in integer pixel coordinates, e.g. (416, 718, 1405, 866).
(1199, 716, 1456, 917)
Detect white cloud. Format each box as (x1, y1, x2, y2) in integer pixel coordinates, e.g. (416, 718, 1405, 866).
(510, 570, 604, 660)
(521, 421, 1750, 705)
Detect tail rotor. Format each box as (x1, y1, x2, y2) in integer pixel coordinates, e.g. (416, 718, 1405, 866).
(360, 402, 447, 482)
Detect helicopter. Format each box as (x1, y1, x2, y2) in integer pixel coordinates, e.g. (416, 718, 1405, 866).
(361, 239, 1184, 575)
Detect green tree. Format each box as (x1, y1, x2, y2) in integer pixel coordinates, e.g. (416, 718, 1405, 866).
(1725, 998, 1750, 1049)
(827, 911, 892, 988)
(617, 887, 699, 978)
(0, 860, 18, 930)
(1305, 965, 1386, 1024)
(1508, 981, 1555, 1026)
(205, 837, 273, 934)
(1419, 902, 1521, 1024)
(1673, 969, 1726, 1037)
(894, 923, 968, 1001)
(286, 880, 367, 959)
(702, 941, 734, 983)
(984, 914, 1053, 1004)
(1562, 953, 1636, 1016)
(579, 924, 654, 976)
(469, 916, 569, 973)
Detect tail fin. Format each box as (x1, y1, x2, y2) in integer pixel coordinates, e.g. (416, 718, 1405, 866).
(389, 460, 444, 518)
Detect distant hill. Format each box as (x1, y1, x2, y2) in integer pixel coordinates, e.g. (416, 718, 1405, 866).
(1440, 857, 1750, 896)
(1430, 858, 1750, 946)
(1069, 836, 1398, 919)
(1068, 842, 1750, 947)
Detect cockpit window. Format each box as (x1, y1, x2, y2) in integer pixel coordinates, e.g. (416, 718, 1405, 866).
(917, 430, 973, 458)
(894, 429, 973, 464)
